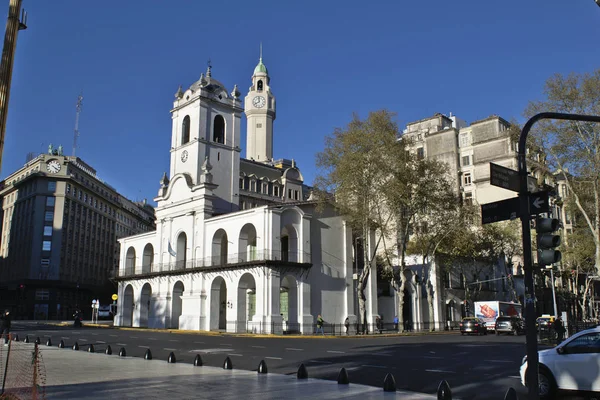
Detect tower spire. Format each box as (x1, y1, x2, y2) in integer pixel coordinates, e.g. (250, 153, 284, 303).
(259, 42, 262, 62)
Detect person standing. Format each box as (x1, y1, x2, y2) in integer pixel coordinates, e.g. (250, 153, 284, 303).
(553, 316, 565, 344)
(316, 314, 324, 335)
(344, 317, 349, 335)
(1, 309, 11, 346)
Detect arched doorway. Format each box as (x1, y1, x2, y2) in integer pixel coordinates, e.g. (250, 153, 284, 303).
(213, 115, 225, 144)
(171, 281, 184, 329)
(238, 224, 257, 262)
(210, 276, 227, 330)
(237, 273, 256, 332)
(280, 275, 298, 332)
(280, 225, 298, 262)
(402, 288, 413, 332)
(142, 244, 153, 274)
(176, 232, 187, 270)
(140, 283, 152, 328)
(211, 229, 228, 266)
(122, 285, 134, 327)
(125, 247, 136, 274)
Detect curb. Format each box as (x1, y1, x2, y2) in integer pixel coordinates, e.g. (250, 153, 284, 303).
(46, 322, 458, 339)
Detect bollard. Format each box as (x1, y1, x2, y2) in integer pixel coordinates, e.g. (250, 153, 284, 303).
(144, 349, 153, 360)
(35, 337, 40, 345)
(223, 356, 233, 370)
(193, 354, 203, 367)
(72, 342, 79, 351)
(168, 352, 176, 364)
(46, 338, 52, 347)
(119, 347, 126, 357)
(24, 336, 29, 343)
(337, 367, 349, 385)
(503, 387, 517, 400)
(257, 360, 268, 374)
(58, 340, 65, 349)
(105, 345, 112, 355)
(297, 363, 308, 379)
(13, 334, 19, 342)
(383, 373, 396, 392)
(88, 344, 95, 353)
(437, 380, 452, 400)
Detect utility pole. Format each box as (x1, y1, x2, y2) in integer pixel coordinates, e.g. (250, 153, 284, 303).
(72, 93, 83, 157)
(0, 0, 27, 173)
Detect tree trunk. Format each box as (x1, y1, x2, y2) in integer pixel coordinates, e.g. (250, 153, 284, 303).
(357, 266, 370, 334)
(426, 278, 435, 332)
(397, 277, 406, 332)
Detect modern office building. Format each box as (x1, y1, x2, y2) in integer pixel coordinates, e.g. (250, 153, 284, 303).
(0, 148, 155, 320)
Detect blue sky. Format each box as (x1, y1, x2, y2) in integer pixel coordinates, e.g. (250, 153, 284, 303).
(3, 0, 600, 204)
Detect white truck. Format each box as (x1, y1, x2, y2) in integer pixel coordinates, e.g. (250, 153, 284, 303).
(473, 301, 522, 331)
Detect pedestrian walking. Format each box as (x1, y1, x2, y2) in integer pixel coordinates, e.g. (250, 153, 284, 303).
(1, 309, 11, 346)
(315, 314, 325, 335)
(393, 316, 399, 331)
(344, 317, 349, 335)
(553, 316, 565, 344)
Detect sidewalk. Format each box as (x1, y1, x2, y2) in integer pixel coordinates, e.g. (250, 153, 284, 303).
(37, 345, 440, 399)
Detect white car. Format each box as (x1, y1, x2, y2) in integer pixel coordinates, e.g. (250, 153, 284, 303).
(520, 326, 600, 399)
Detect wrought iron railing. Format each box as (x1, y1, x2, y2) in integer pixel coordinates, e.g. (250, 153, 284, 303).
(118, 250, 311, 277)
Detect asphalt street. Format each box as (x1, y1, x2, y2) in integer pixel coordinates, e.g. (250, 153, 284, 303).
(10, 322, 536, 400)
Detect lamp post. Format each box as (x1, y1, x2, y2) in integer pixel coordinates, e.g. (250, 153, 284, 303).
(546, 266, 558, 318)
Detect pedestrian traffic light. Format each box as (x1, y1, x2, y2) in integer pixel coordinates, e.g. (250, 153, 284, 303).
(536, 217, 561, 266)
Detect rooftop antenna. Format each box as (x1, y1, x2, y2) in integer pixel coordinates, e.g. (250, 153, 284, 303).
(72, 92, 83, 157)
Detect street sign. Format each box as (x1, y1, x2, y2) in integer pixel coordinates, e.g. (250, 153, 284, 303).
(112, 294, 118, 301)
(481, 191, 550, 224)
(92, 299, 97, 304)
(481, 197, 520, 224)
(490, 163, 539, 193)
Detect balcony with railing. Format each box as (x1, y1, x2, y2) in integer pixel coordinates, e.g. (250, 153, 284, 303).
(117, 249, 312, 278)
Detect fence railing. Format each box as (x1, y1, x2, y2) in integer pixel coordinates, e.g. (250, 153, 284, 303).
(0, 334, 46, 399)
(119, 250, 311, 277)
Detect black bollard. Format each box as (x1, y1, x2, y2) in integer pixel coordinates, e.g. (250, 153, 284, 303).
(72, 342, 79, 350)
(105, 345, 112, 355)
(503, 387, 517, 400)
(35, 337, 40, 345)
(58, 340, 65, 349)
(24, 336, 29, 343)
(46, 338, 52, 347)
(193, 354, 203, 367)
(337, 367, 349, 385)
(437, 380, 452, 400)
(13, 334, 18, 342)
(168, 352, 176, 364)
(119, 347, 126, 357)
(223, 356, 233, 370)
(144, 349, 153, 360)
(257, 360, 268, 374)
(297, 363, 308, 379)
(383, 373, 396, 392)
(88, 344, 95, 353)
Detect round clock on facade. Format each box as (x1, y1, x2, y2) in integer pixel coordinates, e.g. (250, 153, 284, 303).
(181, 150, 188, 163)
(252, 95, 266, 108)
(46, 160, 61, 174)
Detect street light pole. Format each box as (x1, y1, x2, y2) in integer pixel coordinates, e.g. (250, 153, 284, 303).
(546, 266, 558, 317)
(519, 112, 600, 400)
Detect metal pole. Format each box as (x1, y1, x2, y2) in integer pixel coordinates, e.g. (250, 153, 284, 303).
(519, 112, 600, 400)
(550, 268, 558, 318)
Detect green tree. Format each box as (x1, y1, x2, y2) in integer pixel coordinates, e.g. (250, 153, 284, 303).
(315, 110, 411, 331)
(525, 69, 600, 276)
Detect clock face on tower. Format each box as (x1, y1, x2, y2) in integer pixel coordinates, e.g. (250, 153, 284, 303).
(181, 150, 188, 163)
(46, 160, 61, 174)
(252, 95, 266, 108)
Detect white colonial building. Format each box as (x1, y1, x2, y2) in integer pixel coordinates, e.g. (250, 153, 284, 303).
(113, 57, 377, 333)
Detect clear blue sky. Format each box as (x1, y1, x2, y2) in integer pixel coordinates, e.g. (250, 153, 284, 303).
(3, 0, 600, 204)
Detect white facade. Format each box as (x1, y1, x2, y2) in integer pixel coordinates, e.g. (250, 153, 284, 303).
(114, 57, 377, 333)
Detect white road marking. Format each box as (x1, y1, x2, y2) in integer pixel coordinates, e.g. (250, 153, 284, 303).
(60, 337, 70, 339)
(327, 350, 345, 354)
(265, 356, 282, 360)
(79, 339, 88, 341)
(509, 376, 521, 379)
(309, 360, 332, 364)
(219, 343, 232, 346)
(169, 339, 179, 342)
(72, 332, 81, 334)
(130, 336, 138, 339)
(95, 341, 106, 344)
(163, 348, 177, 351)
(190, 349, 232, 353)
(285, 348, 303, 351)
(117, 343, 127, 346)
(138, 345, 150, 348)
(425, 369, 455, 374)
(251, 345, 265, 348)
(148, 338, 158, 341)
(228, 353, 243, 357)
(361, 365, 386, 369)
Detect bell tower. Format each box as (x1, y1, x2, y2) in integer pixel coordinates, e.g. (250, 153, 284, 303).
(244, 45, 276, 162)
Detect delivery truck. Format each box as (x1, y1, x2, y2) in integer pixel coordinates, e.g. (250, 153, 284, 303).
(473, 301, 522, 331)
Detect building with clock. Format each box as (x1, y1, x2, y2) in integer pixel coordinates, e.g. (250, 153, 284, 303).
(0, 147, 156, 320)
(113, 57, 376, 333)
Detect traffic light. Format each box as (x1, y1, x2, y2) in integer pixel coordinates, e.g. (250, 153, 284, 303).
(536, 217, 561, 266)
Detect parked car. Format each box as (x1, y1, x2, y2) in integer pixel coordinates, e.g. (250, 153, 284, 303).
(520, 326, 600, 399)
(536, 315, 555, 331)
(460, 317, 487, 335)
(495, 316, 525, 335)
(97, 305, 113, 320)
